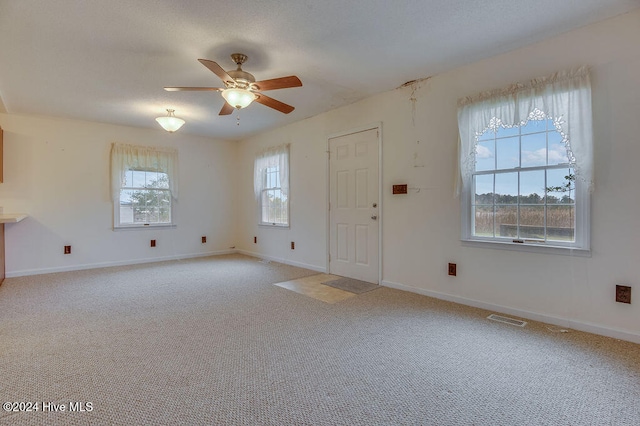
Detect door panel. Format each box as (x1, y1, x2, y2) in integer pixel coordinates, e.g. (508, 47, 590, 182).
(329, 128, 379, 283)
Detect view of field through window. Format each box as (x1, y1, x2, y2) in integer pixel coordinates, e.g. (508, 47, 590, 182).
(472, 117, 575, 242)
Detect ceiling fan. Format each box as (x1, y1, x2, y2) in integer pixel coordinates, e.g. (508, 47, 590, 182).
(164, 53, 302, 115)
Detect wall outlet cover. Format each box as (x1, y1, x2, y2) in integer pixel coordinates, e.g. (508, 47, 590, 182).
(393, 184, 408, 194)
(616, 285, 631, 304)
(448, 263, 457, 276)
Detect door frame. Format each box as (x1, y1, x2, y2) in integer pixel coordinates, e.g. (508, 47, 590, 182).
(326, 122, 383, 284)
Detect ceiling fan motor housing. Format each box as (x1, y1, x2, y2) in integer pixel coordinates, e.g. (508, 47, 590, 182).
(227, 69, 255, 89)
(227, 53, 255, 89)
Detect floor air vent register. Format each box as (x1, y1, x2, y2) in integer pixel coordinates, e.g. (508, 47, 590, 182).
(487, 314, 528, 327)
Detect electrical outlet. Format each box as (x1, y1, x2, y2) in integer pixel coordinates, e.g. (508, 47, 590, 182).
(201, 236, 207, 244)
(448, 263, 457, 276)
(150, 239, 156, 248)
(616, 285, 631, 304)
(291, 241, 295, 250)
(64, 245, 71, 255)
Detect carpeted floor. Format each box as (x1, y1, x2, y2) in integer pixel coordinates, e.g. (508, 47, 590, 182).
(1, 254, 639, 425)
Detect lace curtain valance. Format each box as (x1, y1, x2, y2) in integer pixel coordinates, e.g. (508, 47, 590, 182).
(457, 67, 593, 194)
(253, 144, 289, 200)
(110, 143, 179, 201)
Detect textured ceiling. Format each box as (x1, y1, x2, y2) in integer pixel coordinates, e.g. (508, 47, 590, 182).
(0, 0, 638, 140)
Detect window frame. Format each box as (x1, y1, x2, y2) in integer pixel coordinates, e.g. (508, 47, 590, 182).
(111, 143, 178, 230)
(114, 168, 175, 230)
(461, 120, 590, 255)
(457, 68, 592, 255)
(254, 145, 290, 228)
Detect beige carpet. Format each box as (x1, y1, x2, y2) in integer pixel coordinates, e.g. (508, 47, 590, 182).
(1, 254, 639, 425)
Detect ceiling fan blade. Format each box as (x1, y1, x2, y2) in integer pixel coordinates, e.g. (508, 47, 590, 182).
(255, 94, 295, 114)
(198, 59, 235, 85)
(164, 87, 222, 91)
(253, 76, 302, 91)
(219, 102, 234, 116)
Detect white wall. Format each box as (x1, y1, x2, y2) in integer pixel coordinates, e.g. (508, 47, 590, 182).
(0, 113, 237, 275)
(236, 10, 640, 342)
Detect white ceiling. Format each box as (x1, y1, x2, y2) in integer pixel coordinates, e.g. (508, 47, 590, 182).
(1, 1, 638, 141)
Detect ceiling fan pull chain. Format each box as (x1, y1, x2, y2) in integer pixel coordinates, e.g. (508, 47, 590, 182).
(237, 111, 241, 126)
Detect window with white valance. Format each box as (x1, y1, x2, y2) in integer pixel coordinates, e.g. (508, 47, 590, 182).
(457, 67, 592, 252)
(111, 143, 178, 228)
(254, 144, 289, 227)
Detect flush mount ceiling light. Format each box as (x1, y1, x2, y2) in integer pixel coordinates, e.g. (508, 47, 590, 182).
(155, 109, 185, 133)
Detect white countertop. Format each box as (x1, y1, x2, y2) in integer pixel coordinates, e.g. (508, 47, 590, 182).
(0, 214, 28, 223)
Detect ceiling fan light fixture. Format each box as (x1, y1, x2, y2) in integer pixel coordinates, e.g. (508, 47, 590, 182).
(156, 109, 185, 132)
(221, 88, 256, 109)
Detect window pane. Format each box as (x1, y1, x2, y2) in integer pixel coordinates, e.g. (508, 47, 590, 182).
(521, 119, 546, 135)
(520, 170, 545, 204)
(546, 168, 575, 204)
(547, 131, 570, 165)
(496, 206, 518, 237)
(120, 189, 133, 203)
(155, 172, 169, 188)
(475, 140, 495, 171)
(124, 170, 133, 187)
(519, 206, 545, 239)
(495, 125, 519, 138)
(159, 206, 171, 223)
(274, 170, 281, 188)
(119, 189, 134, 224)
(266, 171, 272, 188)
(131, 171, 146, 188)
(122, 188, 170, 224)
(495, 172, 518, 204)
(547, 205, 575, 242)
(144, 171, 156, 187)
(477, 129, 494, 142)
(261, 190, 271, 223)
(474, 174, 494, 204)
(521, 133, 547, 168)
(496, 136, 519, 170)
(473, 205, 494, 237)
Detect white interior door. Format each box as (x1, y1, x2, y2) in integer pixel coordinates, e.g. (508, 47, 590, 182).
(329, 127, 379, 284)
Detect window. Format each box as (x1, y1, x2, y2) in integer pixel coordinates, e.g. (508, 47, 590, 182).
(111, 143, 178, 228)
(457, 68, 592, 252)
(254, 144, 289, 227)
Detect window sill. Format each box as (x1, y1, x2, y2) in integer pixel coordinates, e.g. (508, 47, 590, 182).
(461, 238, 591, 257)
(258, 223, 290, 229)
(114, 224, 177, 231)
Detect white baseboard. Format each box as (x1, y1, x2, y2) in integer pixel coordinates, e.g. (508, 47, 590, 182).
(382, 280, 640, 345)
(236, 249, 326, 273)
(6, 250, 237, 278)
